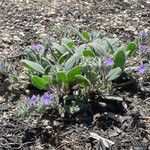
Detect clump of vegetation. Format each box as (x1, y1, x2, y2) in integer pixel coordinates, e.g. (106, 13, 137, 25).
(0, 57, 18, 80)
(19, 27, 150, 117)
(1, 27, 149, 117)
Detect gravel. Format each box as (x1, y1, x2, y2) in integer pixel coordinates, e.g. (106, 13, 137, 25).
(0, 0, 150, 57)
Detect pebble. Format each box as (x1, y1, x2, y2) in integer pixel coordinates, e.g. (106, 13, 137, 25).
(2, 37, 12, 44)
(0, 96, 5, 103)
(13, 35, 21, 41)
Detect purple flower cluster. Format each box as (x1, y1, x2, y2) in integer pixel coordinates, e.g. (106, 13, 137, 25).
(22, 91, 52, 108)
(140, 44, 149, 54)
(33, 43, 42, 52)
(42, 91, 52, 105)
(136, 64, 148, 74)
(139, 30, 148, 38)
(104, 57, 113, 66)
(0, 63, 5, 72)
(29, 95, 37, 105)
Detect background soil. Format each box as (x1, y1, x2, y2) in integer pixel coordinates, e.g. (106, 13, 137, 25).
(0, 0, 150, 57)
(0, 0, 150, 150)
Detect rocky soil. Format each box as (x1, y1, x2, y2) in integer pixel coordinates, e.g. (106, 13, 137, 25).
(0, 0, 150, 149)
(0, 0, 150, 57)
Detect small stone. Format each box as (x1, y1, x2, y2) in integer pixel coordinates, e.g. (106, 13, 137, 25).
(43, 119, 49, 126)
(25, 90, 30, 94)
(19, 31, 25, 37)
(146, 1, 150, 4)
(2, 37, 12, 44)
(125, 26, 136, 32)
(46, 126, 52, 129)
(125, 97, 133, 103)
(13, 36, 21, 41)
(0, 96, 5, 103)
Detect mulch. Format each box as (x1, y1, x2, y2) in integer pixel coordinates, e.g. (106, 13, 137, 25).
(0, 0, 150, 149)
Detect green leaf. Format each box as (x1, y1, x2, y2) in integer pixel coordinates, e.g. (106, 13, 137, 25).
(66, 66, 82, 83)
(31, 76, 48, 90)
(83, 49, 95, 57)
(26, 49, 38, 62)
(126, 42, 137, 56)
(44, 65, 51, 75)
(114, 50, 126, 69)
(106, 67, 122, 82)
(82, 31, 90, 41)
(75, 75, 91, 87)
(67, 41, 74, 49)
(62, 38, 74, 49)
(42, 75, 51, 84)
(65, 44, 86, 71)
(90, 71, 97, 81)
(57, 71, 66, 83)
(106, 40, 114, 54)
(68, 26, 86, 42)
(58, 52, 69, 64)
(53, 42, 64, 53)
(21, 60, 45, 74)
(41, 57, 51, 68)
(89, 37, 119, 56)
(62, 43, 73, 53)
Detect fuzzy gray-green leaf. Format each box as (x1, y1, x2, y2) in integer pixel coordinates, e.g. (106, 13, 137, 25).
(21, 60, 45, 74)
(106, 67, 122, 82)
(75, 74, 91, 87)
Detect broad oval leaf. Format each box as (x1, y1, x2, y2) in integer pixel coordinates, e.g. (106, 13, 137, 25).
(31, 76, 48, 90)
(65, 44, 86, 71)
(75, 74, 91, 87)
(21, 60, 45, 74)
(44, 65, 51, 75)
(26, 49, 38, 62)
(114, 50, 126, 69)
(58, 52, 70, 64)
(83, 49, 95, 57)
(57, 71, 66, 84)
(62, 38, 74, 49)
(67, 41, 74, 49)
(82, 31, 90, 42)
(126, 42, 137, 56)
(62, 43, 73, 53)
(41, 57, 51, 68)
(106, 67, 122, 82)
(66, 66, 82, 83)
(42, 75, 51, 84)
(53, 42, 64, 53)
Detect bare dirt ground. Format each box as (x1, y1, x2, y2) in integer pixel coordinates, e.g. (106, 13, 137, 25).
(0, 0, 150, 149)
(0, 0, 150, 57)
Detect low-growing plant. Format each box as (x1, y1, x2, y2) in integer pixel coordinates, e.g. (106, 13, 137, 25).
(19, 91, 60, 117)
(0, 57, 18, 80)
(18, 27, 149, 117)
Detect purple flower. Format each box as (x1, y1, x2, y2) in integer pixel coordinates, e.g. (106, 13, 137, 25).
(139, 30, 148, 38)
(29, 95, 37, 105)
(33, 43, 42, 52)
(0, 63, 5, 72)
(136, 64, 148, 74)
(42, 91, 52, 105)
(104, 57, 113, 66)
(140, 44, 149, 53)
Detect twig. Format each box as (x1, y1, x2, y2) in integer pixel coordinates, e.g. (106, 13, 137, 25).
(112, 80, 135, 88)
(56, 141, 70, 150)
(135, 97, 150, 105)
